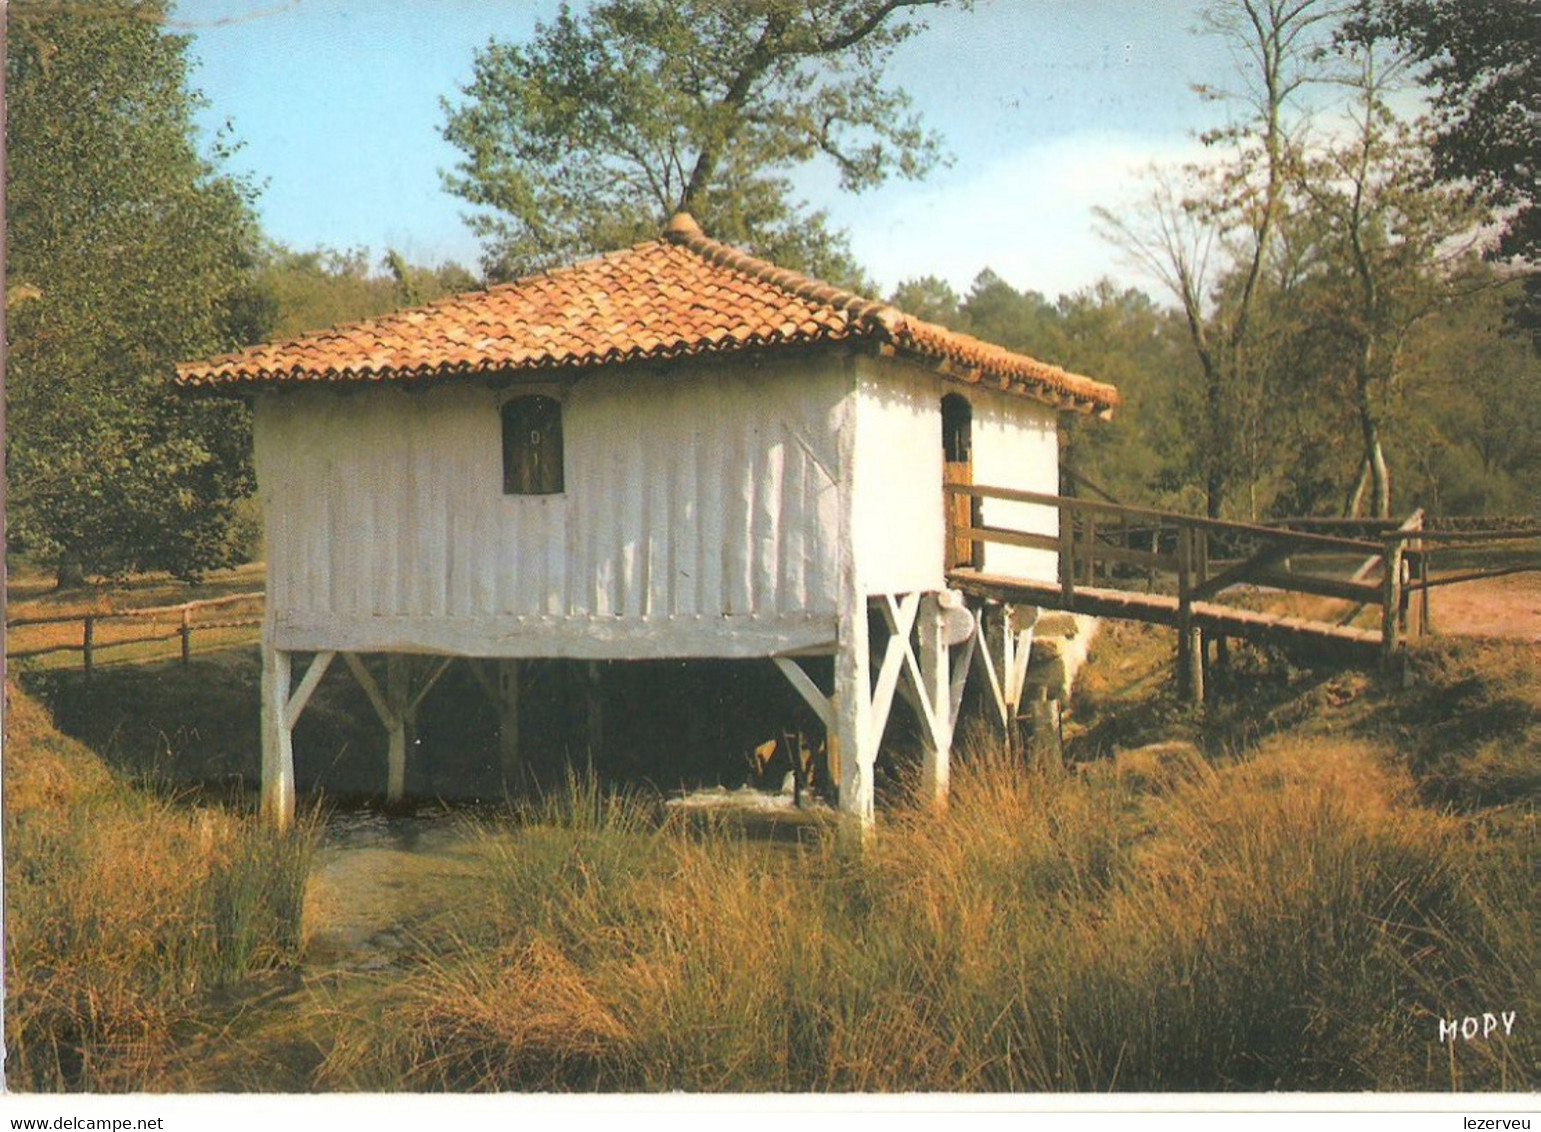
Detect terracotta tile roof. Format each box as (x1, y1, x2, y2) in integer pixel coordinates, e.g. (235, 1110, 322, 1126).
(176, 213, 1120, 415)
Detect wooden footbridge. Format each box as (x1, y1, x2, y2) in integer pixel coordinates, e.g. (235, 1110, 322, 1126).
(945, 484, 1540, 701)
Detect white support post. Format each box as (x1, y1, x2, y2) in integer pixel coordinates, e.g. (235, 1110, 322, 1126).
(409, 656, 455, 717)
(834, 597, 875, 833)
(917, 595, 951, 809)
(498, 658, 521, 791)
(385, 655, 410, 804)
(584, 661, 604, 761)
(259, 613, 295, 831)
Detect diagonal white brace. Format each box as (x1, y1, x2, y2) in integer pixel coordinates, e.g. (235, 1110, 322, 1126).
(772, 656, 836, 732)
(868, 593, 922, 759)
(409, 656, 455, 717)
(972, 606, 1009, 729)
(343, 652, 394, 729)
(284, 650, 335, 731)
(884, 595, 940, 740)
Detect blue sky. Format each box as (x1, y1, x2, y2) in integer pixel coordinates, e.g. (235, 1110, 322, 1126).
(173, 0, 1238, 300)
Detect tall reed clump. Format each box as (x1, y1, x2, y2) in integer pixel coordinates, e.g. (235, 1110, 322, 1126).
(320, 736, 1534, 1093)
(4, 684, 317, 1092)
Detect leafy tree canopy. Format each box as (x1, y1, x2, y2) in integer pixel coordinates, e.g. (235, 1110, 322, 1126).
(252, 244, 480, 340)
(441, 0, 968, 287)
(6, 0, 269, 582)
(1370, 0, 1541, 341)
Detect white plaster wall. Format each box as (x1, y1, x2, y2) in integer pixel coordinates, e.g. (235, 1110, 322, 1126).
(254, 354, 849, 658)
(849, 356, 947, 597)
(970, 387, 1060, 581)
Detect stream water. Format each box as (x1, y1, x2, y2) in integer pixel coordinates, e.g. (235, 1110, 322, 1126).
(303, 805, 502, 971)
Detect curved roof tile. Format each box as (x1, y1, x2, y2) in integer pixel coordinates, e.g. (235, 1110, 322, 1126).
(176, 213, 1120, 415)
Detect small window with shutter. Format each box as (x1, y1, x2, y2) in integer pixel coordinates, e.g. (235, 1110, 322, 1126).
(501, 394, 564, 495)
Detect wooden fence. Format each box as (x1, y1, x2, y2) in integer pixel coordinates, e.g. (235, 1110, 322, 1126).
(948, 485, 1539, 688)
(5, 592, 265, 675)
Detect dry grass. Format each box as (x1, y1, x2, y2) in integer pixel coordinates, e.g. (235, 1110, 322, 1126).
(5, 568, 1534, 1093)
(3, 681, 315, 1092)
(317, 725, 1537, 1093)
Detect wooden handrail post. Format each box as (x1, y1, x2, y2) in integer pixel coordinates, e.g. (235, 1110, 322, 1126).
(1084, 512, 1097, 584)
(971, 492, 983, 568)
(1059, 498, 1076, 602)
(83, 615, 95, 678)
(1419, 543, 1432, 636)
(180, 606, 193, 665)
(1176, 526, 1202, 702)
(1381, 536, 1404, 667)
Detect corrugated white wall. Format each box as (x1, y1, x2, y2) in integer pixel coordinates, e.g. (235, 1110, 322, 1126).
(971, 386, 1060, 581)
(255, 350, 1064, 657)
(255, 355, 850, 658)
(850, 357, 948, 597)
(847, 360, 1061, 590)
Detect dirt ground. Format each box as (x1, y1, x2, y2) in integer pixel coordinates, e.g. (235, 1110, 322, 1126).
(1428, 571, 1541, 642)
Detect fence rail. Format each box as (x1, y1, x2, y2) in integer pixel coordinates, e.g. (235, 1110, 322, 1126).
(5, 591, 264, 674)
(948, 487, 1539, 695)
(945, 486, 1438, 696)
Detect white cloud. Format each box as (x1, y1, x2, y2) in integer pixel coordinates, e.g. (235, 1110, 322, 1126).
(846, 132, 1211, 300)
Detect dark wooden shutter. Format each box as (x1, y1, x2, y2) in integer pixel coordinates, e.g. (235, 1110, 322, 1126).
(502, 395, 564, 495)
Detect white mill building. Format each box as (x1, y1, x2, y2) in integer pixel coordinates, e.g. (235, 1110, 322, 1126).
(176, 213, 1120, 830)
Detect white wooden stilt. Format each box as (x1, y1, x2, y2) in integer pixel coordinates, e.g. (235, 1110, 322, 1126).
(409, 656, 454, 716)
(884, 594, 940, 742)
(498, 658, 521, 791)
(917, 595, 950, 809)
(834, 598, 874, 833)
(385, 655, 410, 803)
(259, 614, 295, 830)
(1003, 606, 1037, 719)
(584, 661, 604, 760)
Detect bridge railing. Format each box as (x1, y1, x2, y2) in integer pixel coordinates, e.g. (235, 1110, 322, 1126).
(944, 485, 1433, 670)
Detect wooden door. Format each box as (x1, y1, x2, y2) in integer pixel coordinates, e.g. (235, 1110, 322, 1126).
(942, 395, 977, 569)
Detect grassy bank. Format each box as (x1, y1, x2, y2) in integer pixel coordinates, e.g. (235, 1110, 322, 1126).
(4, 626, 1535, 1092)
(318, 648, 1538, 1091)
(3, 682, 316, 1091)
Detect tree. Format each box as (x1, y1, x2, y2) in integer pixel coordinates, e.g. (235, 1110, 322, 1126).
(440, 0, 967, 286)
(1370, 0, 1540, 344)
(1398, 275, 1541, 513)
(1097, 0, 1345, 519)
(6, 0, 268, 583)
(888, 275, 965, 330)
(1283, 26, 1490, 517)
(252, 244, 480, 340)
